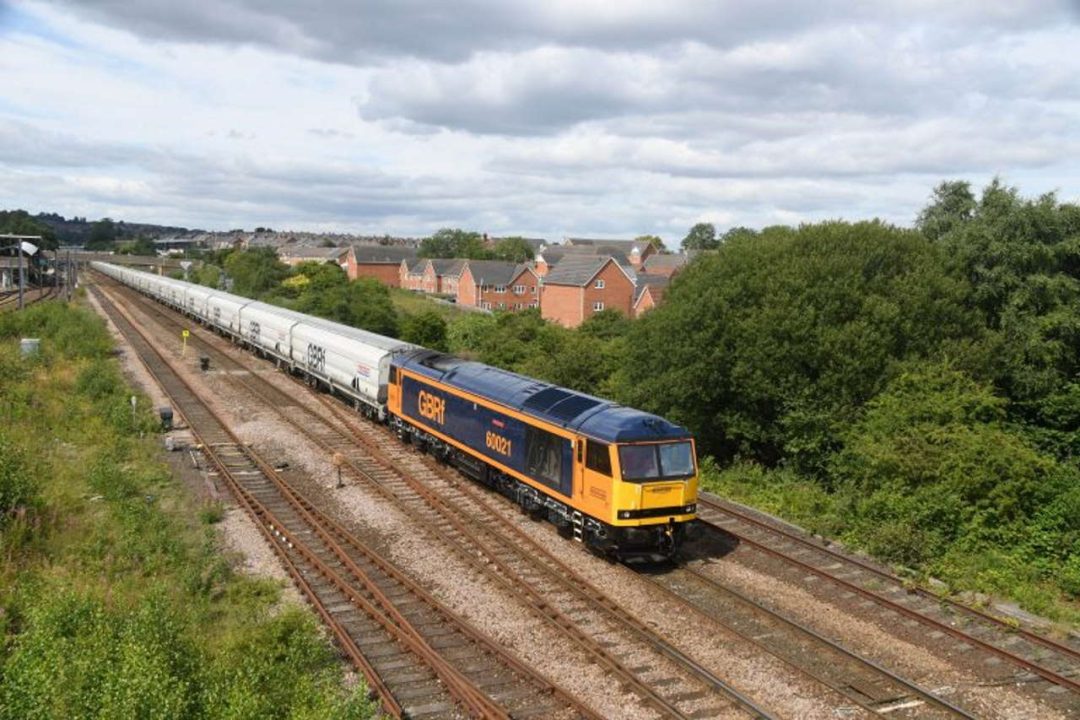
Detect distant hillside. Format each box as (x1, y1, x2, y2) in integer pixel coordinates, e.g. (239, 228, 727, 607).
(34, 213, 198, 246)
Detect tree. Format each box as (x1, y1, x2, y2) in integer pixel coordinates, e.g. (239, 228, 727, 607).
(223, 247, 289, 297)
(191, 264, 221, 289)
(116, 237, 156, 256)
(831, 363, 1078, 572)
(635, 235, 666, 252)
(924, 179, 1080, 455)
(578, 308, 631, 340)
(491, 237, 535, 264)
(295, 276, 399, 336)
(343, 278, 399, 337)
(612, 220, 973, 472)
(0, 210, 58, 250)
(681, 222, 717, 251)
(720, 226, 758, 244)
(419, 228, 490, 259)
(86, 218, 117, 250)
(446, 313, 498, 359)
(401, 311, 448, 351)
(916, 180, 976, 242)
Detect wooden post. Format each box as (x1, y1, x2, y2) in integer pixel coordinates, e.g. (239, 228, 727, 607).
(332, 452, 345, 488)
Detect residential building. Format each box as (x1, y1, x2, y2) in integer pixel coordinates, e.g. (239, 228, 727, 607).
(457, 260, 539, 311)
(344, 245, 417, 286)
(399, 258, 425, 290)
(540, 255, 636, 328)
(437, 260, 468, 296)
(419, 259, 466, 295)
(277, 245, 350, 267)
(632, 273, 671, 317)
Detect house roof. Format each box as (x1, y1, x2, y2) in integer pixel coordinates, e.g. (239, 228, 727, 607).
(538, 246, 634, 267)
(509, 263, 538, 283)
(351, 245, 417, 264)
(641, 253, 688, 272)
(633, 273, 670, 304)
(403, 258, 426, 274)
(462, 260, 519, 286)
(279, 246, 347, 261)
(543, 255, 635, 287)
(430, 258, 467, 277)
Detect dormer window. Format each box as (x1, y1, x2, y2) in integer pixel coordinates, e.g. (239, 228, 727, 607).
(595, 279, 605, 289)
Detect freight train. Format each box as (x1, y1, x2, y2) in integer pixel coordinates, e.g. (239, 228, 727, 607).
(92, 262, 698, 558)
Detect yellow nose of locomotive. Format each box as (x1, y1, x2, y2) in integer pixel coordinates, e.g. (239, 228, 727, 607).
(611, 440, 698, 526)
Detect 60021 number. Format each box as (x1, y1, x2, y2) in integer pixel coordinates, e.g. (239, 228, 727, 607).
(485, 431, 512, 457)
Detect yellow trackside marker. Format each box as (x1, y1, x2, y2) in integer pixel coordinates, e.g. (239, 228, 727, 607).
(182, 328, 190, 357)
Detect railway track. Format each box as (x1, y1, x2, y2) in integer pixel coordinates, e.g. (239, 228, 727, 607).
(695, 496, 1080, 700)
(92, 282, 604, 720)
(638, 563, 978, 718)
(96, 275, 778, 720)
(0, 286, 56, 311)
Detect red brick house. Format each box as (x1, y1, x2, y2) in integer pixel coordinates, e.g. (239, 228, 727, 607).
(457, 260, 539, 311)
(399, 258, 425, 290)
(417, 259, 466, 295)
(632, 274, 670, 317)
(344, 245, 417, 286)
(438, 260, 468, 296)
(540, 255, 636, 328)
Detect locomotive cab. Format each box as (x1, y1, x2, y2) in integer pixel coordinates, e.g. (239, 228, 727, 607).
(602, 438, 698, 557)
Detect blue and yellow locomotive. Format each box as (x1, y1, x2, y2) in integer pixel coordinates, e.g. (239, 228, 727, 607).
(388, 350, 698, 558)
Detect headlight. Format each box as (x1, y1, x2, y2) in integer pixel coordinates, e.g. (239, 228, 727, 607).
(684, 504, 696, 513)
(618, 510, 632, 519)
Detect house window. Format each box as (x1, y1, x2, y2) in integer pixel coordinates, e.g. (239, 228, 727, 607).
(498, 302, 506, 309)
(482, 302, 492, 310)
(595, 279, 605, 289)
(494, 285, 506, 293)
(513, 284, 525, 294)
(593, 301, 604, 311)
(532, 286, 538, 294)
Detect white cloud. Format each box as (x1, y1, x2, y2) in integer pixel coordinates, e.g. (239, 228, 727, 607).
(0, 0, 1077, 241)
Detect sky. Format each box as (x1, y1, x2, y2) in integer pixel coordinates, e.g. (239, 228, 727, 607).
(0, 1, 1078, 241)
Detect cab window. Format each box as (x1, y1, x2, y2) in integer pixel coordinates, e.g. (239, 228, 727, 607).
(618, 445, 659, 481)
(619, 441, 695, 482)
(658, 442, 695, 477)
(585, 440, 612, 476)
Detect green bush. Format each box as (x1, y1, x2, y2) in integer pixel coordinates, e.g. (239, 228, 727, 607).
(0, 433, 37, 531)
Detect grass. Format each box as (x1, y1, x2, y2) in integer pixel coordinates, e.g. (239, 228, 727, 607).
(388, 286, 467, 321)
(0, 298, 373, 719)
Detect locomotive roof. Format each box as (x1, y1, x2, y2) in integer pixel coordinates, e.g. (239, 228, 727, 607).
(396, 349, 690, 443)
